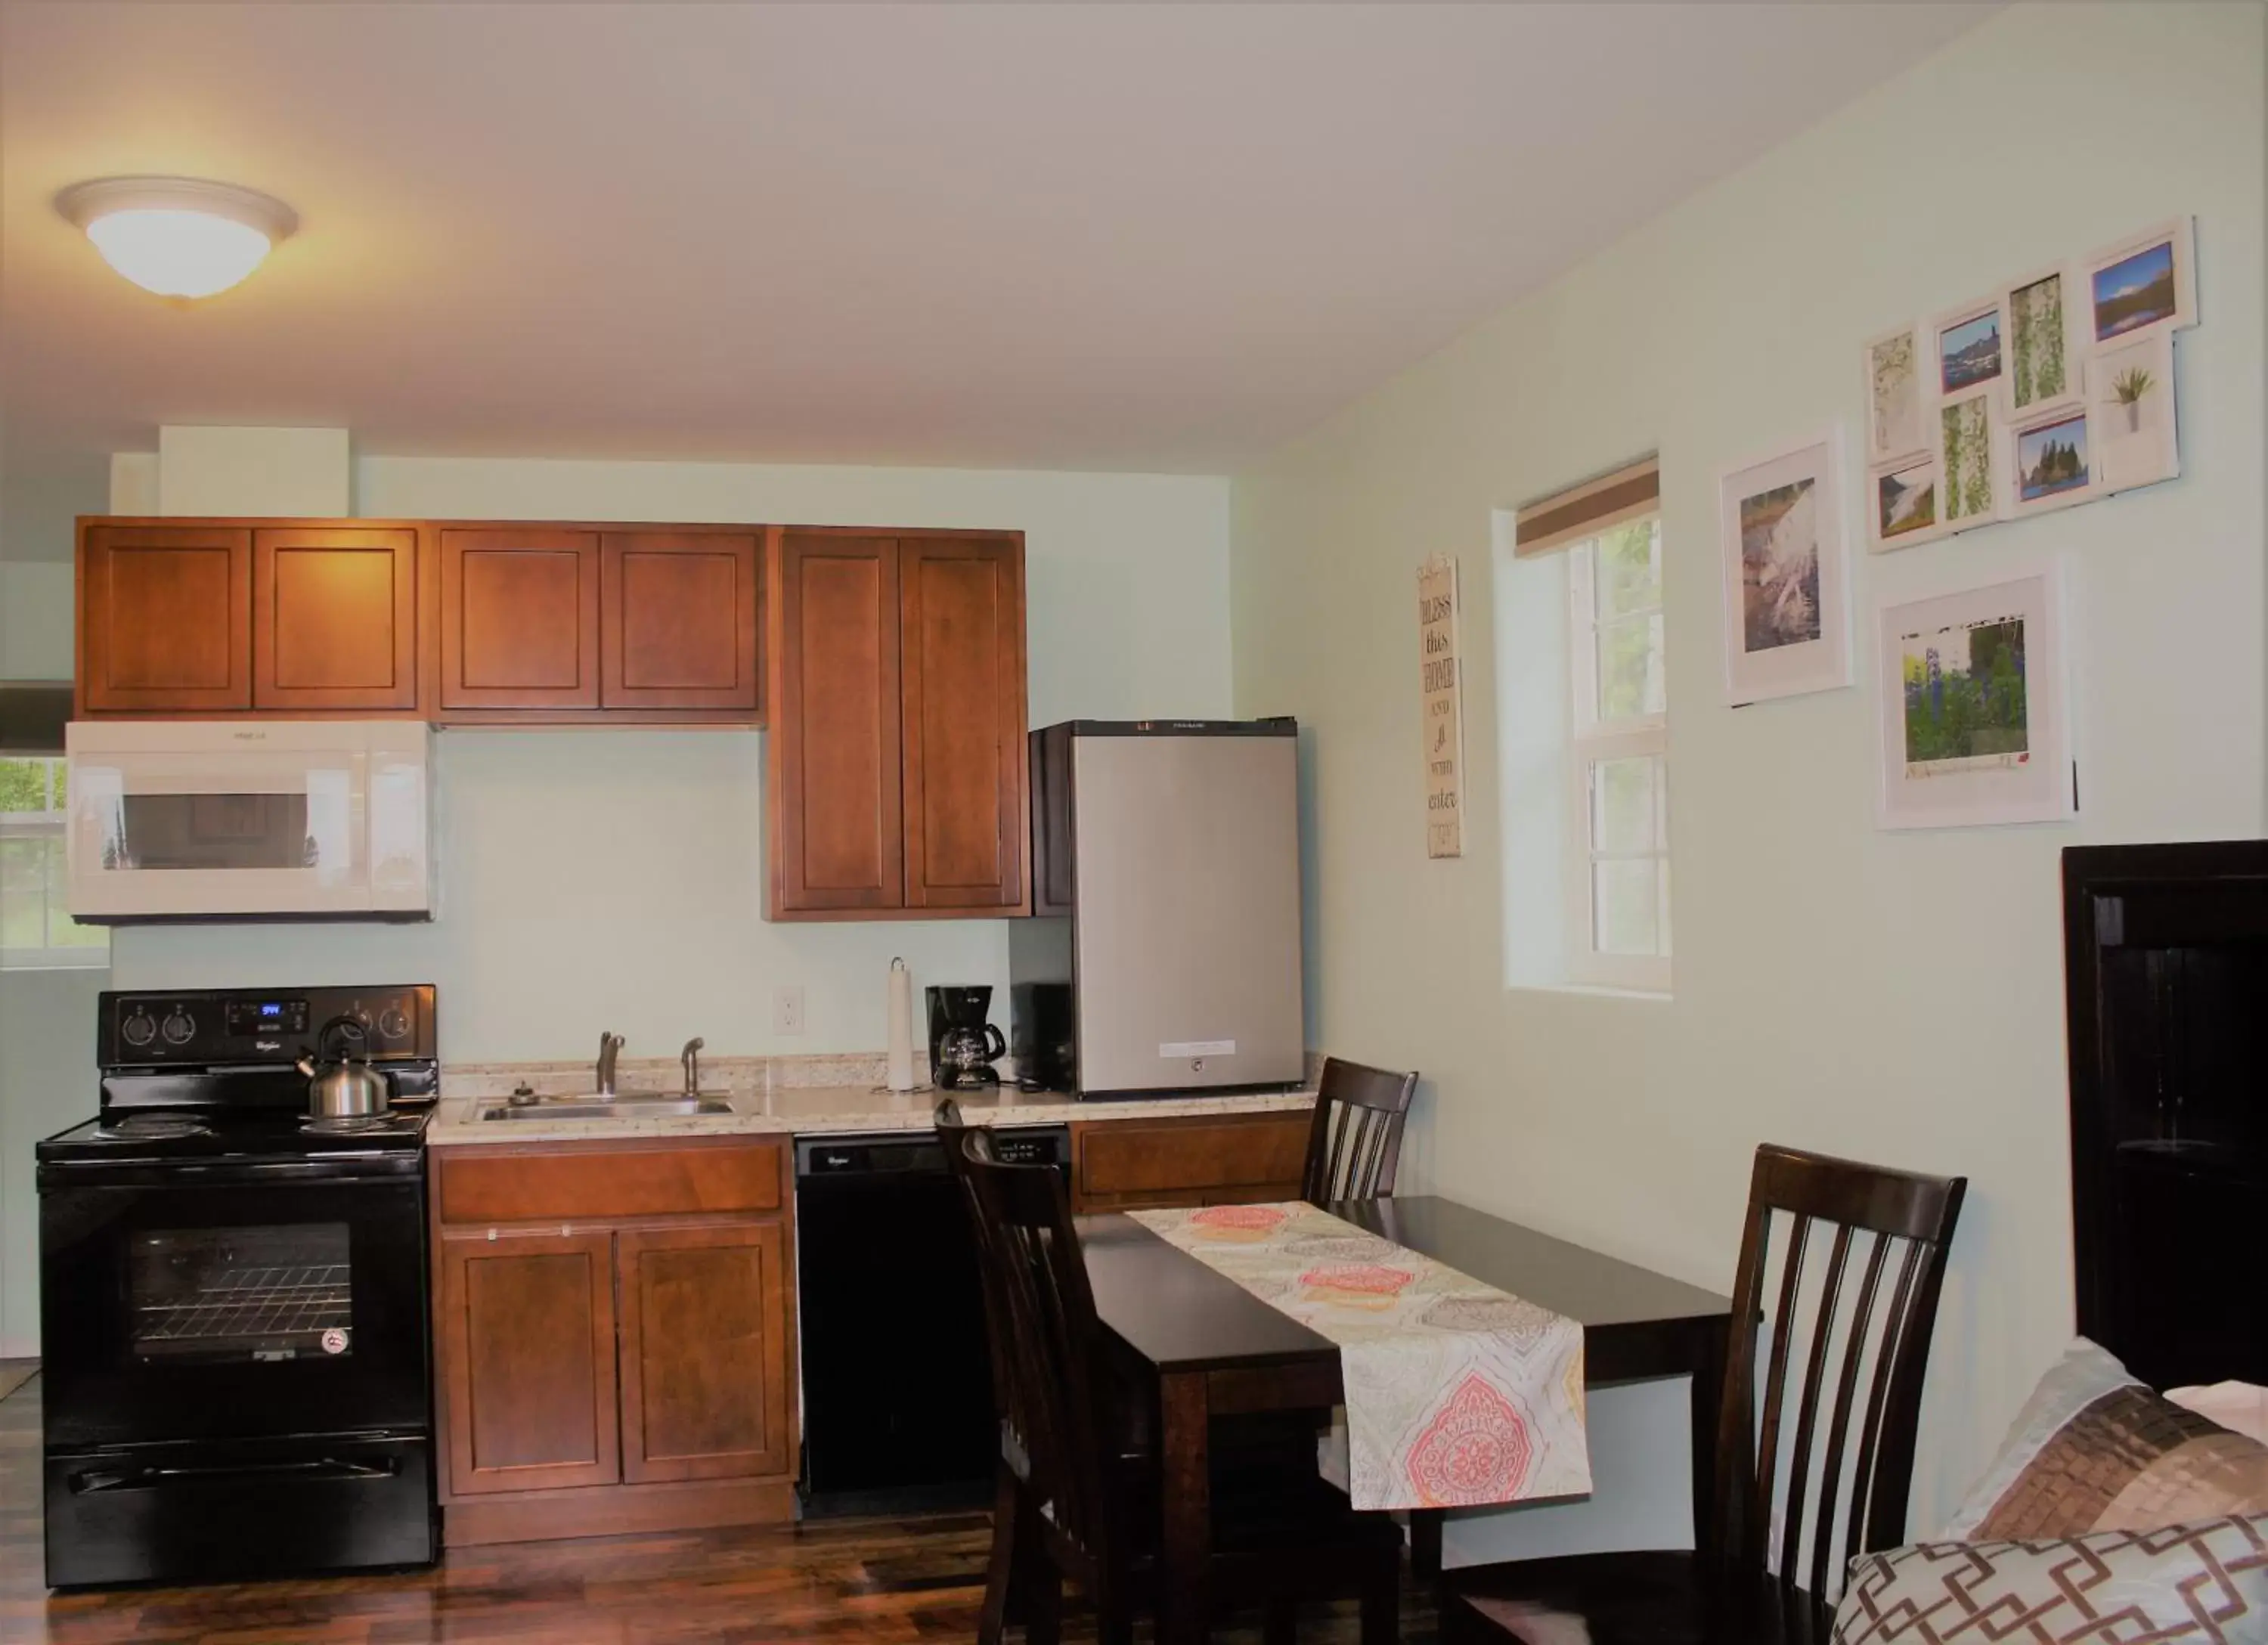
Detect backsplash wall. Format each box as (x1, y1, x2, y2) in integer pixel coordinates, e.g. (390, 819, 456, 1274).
(107, 454, 1237, 1061)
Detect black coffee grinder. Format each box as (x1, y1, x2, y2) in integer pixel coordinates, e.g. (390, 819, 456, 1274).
(927, 985, 1005, 1089)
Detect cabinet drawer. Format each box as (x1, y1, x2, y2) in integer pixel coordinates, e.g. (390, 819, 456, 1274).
(1074, 1111, 1310, 1202)
(439, 1143, 785, 1225)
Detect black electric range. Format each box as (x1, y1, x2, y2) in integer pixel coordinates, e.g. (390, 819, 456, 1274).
(36, 984, 441, 1590)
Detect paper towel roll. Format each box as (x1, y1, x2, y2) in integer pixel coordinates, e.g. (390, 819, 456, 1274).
(885, 957, 918, 1092)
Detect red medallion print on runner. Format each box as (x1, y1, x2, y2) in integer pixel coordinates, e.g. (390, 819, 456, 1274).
(1189, 1204, 1290, 1235)
(1405, 1374, 1532, 1506)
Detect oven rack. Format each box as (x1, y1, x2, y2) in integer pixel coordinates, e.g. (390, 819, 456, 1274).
(134, 1262, 351, 1343)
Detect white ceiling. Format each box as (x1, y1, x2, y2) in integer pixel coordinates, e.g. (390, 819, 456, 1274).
(2, 2, 1993, 480)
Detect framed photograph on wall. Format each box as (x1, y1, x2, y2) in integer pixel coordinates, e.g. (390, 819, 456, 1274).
(1876, 567, 2071, 830)
(2004, 264, 2082, 418)
(1935, 392, 2001, 531)
(1868, 451, 1947, 552)
(1864, 324, 1928, 463)
(1933, 294, 2006, 398)
(2083, 217, 2196, 349)
(1718, 429, 1851, 705)
(2090, 328, 2180, 494)
(2008, 404, 2102, 517)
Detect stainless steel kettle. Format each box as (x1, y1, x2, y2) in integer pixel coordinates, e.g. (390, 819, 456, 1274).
(297, 1016, 392, 1121)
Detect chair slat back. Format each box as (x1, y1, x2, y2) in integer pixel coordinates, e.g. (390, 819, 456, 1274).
(1301, 1057, 1419, 1203)
(960, 1131, 1118, 1569)
(1710, 1145, 1966, 1616)
(936, 1101, 1019, 1452)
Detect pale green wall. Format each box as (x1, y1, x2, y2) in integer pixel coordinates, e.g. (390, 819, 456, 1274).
(1231, 0, 2266, 1548)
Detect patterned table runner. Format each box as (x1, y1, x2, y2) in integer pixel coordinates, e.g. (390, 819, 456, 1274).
(1127, 1201, 1591, 1512)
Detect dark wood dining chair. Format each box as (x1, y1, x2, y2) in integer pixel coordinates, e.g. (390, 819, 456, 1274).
(1302, 1056, 1420, 1204)
(956, 1126, 1404, 1645)
(1442, 1143, 1967, 1645)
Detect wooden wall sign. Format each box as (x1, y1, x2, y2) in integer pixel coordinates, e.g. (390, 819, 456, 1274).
(1418, 555, 1464, 859)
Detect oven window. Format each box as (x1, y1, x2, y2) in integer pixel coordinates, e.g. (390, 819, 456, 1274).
(130, 1224, 353, 1362)
(113, 793, 314, 871)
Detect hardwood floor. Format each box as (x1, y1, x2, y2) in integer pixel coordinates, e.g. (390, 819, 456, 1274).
(0, 1377, 1436, 1642)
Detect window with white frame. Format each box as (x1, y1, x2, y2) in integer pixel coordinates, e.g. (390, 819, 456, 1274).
(1, 756, 107, 969)
(1566, 516, 1669, 990)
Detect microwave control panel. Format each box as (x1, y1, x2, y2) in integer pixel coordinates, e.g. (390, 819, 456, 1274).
(102, 985, 437, 1067)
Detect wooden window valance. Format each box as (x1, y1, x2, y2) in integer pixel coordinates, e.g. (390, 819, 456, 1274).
(1513, 457, 1659, 558)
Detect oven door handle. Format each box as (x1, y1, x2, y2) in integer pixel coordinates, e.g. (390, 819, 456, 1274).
(70, 1456, 403, 1494)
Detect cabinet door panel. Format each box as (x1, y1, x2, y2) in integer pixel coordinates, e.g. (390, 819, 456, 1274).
(439, 1231, 619, 1495)
(601, 531, 761, 711)
(617, 1222, 793, 1483)
(900, 537, 1027, 911)
(80, 525, 253, 712)
(769, 532, 902, 912)
(439, 529, 600, 709)
(253, 527, 418, 711)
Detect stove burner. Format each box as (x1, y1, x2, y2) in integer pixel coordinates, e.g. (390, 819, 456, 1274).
(301, 1114, 405, 1136)
(92, 1114, 213, 1142)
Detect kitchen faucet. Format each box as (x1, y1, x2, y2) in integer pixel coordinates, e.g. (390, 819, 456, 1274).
(596, 1032, 625, 1096)
(680, 1037, 705, 1097)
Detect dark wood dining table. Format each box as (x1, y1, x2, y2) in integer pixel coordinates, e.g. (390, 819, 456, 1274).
(1080, 1194, 1733, 1645)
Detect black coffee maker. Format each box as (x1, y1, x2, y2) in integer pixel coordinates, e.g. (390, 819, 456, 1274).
(927, 985, 1005, 1089)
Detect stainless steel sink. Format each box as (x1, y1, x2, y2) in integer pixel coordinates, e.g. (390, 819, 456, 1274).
(476, 1095, 735, 1121)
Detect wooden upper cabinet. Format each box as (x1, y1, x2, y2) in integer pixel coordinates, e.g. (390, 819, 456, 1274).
(252, 526, 418, 711)
(601, 531, 761, 712)
(769, 531, 903, 913)
(616, 1222, 793, 1484)
(901, 537, 1027, 912)
(79, 524, 253, 713)
(438, 528, 601, 710)
(438, 1230, 620, 1495)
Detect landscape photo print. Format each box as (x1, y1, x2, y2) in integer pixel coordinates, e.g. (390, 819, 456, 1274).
(1718, 430, 1850, 706)
(1876, 569, 2069, 829)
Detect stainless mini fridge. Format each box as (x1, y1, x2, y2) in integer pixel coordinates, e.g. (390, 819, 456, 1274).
(1009, 719, 1306, 1097)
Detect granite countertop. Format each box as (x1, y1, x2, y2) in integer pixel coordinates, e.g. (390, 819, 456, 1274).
(425, 1052, 1315, 1147)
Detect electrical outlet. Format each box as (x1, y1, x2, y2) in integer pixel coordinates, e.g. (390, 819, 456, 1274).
(773, 986, 805, 1035)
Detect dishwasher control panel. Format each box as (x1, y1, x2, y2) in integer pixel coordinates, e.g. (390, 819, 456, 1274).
(795, 1124, 1070, 1177)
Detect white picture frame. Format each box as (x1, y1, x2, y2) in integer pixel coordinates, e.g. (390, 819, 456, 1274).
(1867, 451, 1949, 553)
(1932, 293, 2007, 401)
(1876, 567, 2071, 830)
(2082, 216, 2197, 350)
(1718, 429, 1851, 706)
(2003, 263, 2084, 419)
(1864, 324, 1928, 463)
(2090, 329, 2180, 494)
(1934, 391, 2001, 531)
(2008, 403, 2102, 518)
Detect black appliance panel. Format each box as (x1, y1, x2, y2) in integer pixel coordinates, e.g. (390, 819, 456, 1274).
(39, 1169, 430, 1451)
(102, 984, 437, 1068)
(795, 1126, 1069, 1504)
(44, 1433, 434, 1589)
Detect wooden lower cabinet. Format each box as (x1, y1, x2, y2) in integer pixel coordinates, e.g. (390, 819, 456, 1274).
(430, 1141, 798, 1544)
(1067, 1109, 1312, 1213)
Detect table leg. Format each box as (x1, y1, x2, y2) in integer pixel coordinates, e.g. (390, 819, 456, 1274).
(1157, 1369, 1212, 1645)
(1409, 1507, 1444, 1582)
(1689, 1319, 1727, 1561)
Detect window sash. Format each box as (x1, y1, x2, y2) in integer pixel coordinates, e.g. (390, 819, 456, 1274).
(0, 757, 107, 970)
(1565, 535, 1669, 993)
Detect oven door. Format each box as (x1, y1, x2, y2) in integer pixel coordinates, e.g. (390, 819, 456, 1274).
(39, 1157, 430, 1449)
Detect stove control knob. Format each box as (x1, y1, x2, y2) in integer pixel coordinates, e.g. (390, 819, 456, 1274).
(160, 1011, 196, 1046)
(121, 1010, 158, 1048)
(376, 1006, 411, 1042)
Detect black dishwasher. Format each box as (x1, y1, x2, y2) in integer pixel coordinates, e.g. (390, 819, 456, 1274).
(795, 1125, 1071, 1513)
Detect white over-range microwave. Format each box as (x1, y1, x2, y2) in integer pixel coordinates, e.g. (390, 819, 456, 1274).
(65, 720, 433, 922)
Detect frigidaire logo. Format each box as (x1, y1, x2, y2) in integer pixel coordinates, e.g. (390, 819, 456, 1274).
(230, 730, 267, 740)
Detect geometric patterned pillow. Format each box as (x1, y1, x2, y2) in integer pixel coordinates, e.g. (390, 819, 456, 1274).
(1832, 1516, 2268, 1643)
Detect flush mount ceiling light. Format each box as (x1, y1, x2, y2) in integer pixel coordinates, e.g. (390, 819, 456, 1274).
(55, 176, 298, 299)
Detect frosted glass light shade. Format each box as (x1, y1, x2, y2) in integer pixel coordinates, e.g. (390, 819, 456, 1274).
(56, 178, 297, 299)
